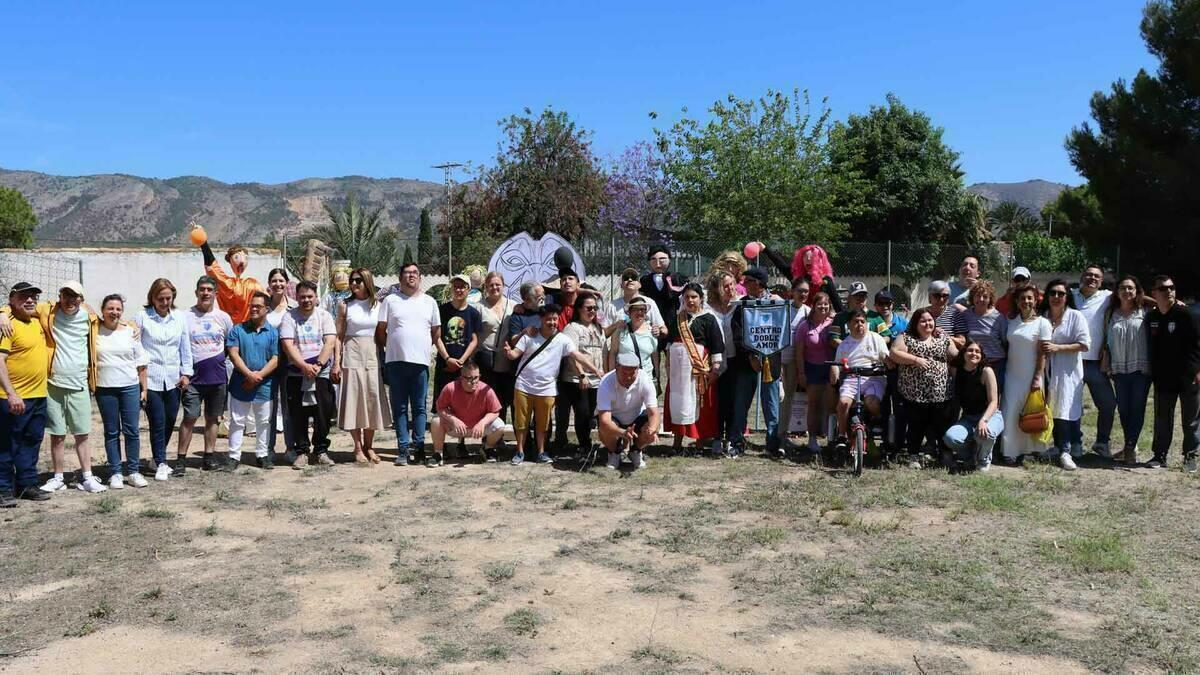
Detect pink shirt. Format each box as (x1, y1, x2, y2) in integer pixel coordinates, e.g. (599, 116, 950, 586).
(796, 316, 834, 365)
(435, 380, 501, 427)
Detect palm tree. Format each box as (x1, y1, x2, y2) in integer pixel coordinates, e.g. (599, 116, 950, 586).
(987, 200, 1042, 238)
(309, 193, 397, 273)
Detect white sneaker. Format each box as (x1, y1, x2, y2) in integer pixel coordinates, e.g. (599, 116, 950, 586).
(127, 473, 149, 488)
(40, 476, 67, 493)
(606, 453, 619, 470)
(108, 474, 125, 490)
(1059, 453, 1077, 471)
(638, 453, 647, 469)
(77, 476, 108, 493)
(154, 464, 171, 481)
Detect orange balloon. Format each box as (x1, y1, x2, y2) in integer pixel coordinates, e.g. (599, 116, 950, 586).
(189, 226, 208, 247)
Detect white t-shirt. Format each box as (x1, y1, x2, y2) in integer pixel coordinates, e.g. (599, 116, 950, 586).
(186, 306, 234, 363)
(280, 307, 337, 377)
(596, 369, 657, 424)
(781, 303, 811, 364)
(834, 331, 889, 370)
(344, 299, 381, 337)
(513, 332, 578, 397)
(604, 295, 664, 329)
(1072, 288, 1112, 361)
(379, 291, 440, 366)
(96, 324, 149, 388)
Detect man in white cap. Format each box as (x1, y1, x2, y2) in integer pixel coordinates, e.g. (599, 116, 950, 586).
(596, 352, 660, 470)
(0, 281, 108, 494)
(996, 267, 1035, 317)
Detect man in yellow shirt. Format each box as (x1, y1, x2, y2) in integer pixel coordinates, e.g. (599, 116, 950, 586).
(0, 282, 52, 506)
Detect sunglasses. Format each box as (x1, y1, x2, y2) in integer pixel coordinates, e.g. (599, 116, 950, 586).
(350, 278, 364, 284)
(933, 293, 950, 299)
(581, 305, 597, 311)
(461, 375, 480, 382)
(1047, 290, 1068, 298)
(1157, 284, 1176, 292)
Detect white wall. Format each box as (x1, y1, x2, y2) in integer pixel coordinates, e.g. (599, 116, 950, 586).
(0, 248, 282, 309)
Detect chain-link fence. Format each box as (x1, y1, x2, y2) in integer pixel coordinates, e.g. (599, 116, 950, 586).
(0, 250, 82, 297)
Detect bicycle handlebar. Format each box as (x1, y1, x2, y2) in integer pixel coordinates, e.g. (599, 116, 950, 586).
(824, 360, 887, 377)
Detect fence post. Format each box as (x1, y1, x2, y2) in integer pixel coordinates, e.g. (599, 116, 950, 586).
(610, 234, 616, 302)
(448, 235, 453, 276)
(886, 240, 892, 291)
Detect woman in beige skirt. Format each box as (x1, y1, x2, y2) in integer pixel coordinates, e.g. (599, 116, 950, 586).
(335, 268, 391, 463)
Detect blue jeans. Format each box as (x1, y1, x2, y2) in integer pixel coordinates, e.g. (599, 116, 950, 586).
(96, 385, 142, 475)
(991, 360, 1007, 399)
(145, 387, 180, 464)
(0, 397, 47, 495)
(1052, 418, 1083, 458)
(1083, 360, 1116, 447)
(943, 411, 1004, 466)
(386, 361, 429, 457)
(1113, 372, 1152, 450)
(730, 366, 780, 450)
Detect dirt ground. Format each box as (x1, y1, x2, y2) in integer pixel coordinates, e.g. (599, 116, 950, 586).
(2, 404, 1199, 674)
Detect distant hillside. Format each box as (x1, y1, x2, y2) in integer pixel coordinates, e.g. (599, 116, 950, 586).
(967, 179, 1070, 213)
(0, 168, 445, 245)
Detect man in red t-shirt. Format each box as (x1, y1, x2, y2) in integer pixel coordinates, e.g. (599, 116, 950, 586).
(429, 360, 506, 466)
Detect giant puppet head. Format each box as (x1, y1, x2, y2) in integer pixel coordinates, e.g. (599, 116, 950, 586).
(791, 245, 834, 291)
(487, 232, 586, 301)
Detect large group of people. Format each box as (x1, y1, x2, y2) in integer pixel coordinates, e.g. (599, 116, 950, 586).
(1, 242, 1198, 506)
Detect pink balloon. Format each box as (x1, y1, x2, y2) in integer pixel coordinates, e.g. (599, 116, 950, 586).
(743, 241, 763, 259)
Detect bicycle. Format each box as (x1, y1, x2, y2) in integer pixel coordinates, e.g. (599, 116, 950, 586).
(827, 359, 888, 476)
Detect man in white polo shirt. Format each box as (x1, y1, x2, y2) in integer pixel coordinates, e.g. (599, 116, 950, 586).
(376, 261, 440, 466)
(596, 353, 660, 470)
(1072, 264, 1116, 457)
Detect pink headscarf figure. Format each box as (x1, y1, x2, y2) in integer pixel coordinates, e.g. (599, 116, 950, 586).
(791, 245, 835, 304)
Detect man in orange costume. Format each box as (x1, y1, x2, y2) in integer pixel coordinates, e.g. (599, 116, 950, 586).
(192, 225, 263, 323)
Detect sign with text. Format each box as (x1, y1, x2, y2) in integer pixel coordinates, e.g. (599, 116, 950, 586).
(740, 301, 793, 357)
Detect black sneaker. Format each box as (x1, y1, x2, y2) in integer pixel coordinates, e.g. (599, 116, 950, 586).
(202, 454, 215, 471)
(413, 449, 426, 465)
(171, 462, 187, 478)
(484, 448, 498, 463)
(18, 487, 50, 502)
(1147, 456, 1167, 469)
(426, 452, 443, 468)
(0, 493, 16, 508)
(257, 455, 274, 470)
(282, 450, 297, 466)
(224, 456, 239, 472)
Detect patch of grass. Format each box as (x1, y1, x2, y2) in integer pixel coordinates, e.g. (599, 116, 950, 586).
(1037, 533, 1134, 573)
(482, 561, 516, 583)
(503, 608, 543, 637)
(88, 599, 112, 619)
(560, 498, 579, 510)
(141, 587, 162, 600)
(138, 506, 175, 519)
(608, 527, 632, 542)
(304, 624, 356, 640)
(92, 495, 120, 514)
(956, 474, 1033, 513)
(725, 525, 788, 551)
(632, 643, 684, 664)
(213, 488, 233, 502)
(65, 622, 96, 637)
(204, 518, 218, 536)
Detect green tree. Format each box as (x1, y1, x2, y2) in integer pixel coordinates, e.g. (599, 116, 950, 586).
(828, 93, 968, 243)
(446, 107, 606, 239)
(402, 244, 415, 267)
(0, 186, 36, 248)
(1066, 0, 1200, 286)
(1039, 185, 1105, 242)
(417, 207, 433, 265)
(308, 192, 396, 274)
(653, 88, 853, 245)
(988, 200, 1043, 238)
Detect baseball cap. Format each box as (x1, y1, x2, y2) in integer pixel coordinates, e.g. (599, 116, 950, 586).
(617, 353, 641, 368)
(742, 267, 768, 284)
(626, 296, 649, 311)
(450, 273, 471, 286)
(928, 280, 950, 296)
(874, 290, 893, 304)
(1011, 266, 1031, 281)
(60, 281, 85, 297)
(8, 281, 41, 296)
(849, 281, 868, 296)
(621, 267, 639, 281)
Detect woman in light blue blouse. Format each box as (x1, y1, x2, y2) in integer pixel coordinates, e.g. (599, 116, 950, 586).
(134, 278, 193, 480)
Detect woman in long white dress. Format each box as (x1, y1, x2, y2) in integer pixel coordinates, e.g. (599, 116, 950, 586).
(1040, 279, 1091, 470)
(1001, 284, 1052, 464)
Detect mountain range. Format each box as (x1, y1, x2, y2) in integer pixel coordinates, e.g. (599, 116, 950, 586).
(0, 167, 1070, 246)
(0, 168, 445, 246)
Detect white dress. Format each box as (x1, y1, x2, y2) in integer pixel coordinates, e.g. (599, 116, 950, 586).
(1045, 308, 1090, 422)
(1002, 315, 1053, 458)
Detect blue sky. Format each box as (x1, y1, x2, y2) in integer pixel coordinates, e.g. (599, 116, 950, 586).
(1, 1, 1154, 186)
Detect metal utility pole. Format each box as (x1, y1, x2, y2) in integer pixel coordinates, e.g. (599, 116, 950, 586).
(432, 162, 464, 275)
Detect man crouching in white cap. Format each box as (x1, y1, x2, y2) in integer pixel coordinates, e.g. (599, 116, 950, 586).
(596, 352, 660, 470)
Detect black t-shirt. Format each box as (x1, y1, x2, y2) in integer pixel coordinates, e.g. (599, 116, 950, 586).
(1147, 305, 1200, 391)
(438, 302, 483, 365)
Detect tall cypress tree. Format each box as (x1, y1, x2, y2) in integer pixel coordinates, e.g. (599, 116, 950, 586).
(418, 207, 433, 265)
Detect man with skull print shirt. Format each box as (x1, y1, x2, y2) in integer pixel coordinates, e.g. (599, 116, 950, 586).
(434, 274, 482, 402)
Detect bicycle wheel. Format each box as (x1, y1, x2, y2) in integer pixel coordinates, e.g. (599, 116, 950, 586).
(851, 427, 866, 476)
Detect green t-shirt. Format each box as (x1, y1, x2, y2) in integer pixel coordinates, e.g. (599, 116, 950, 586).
(48, 308, 90, 391)
(829, 309, 891, 347)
